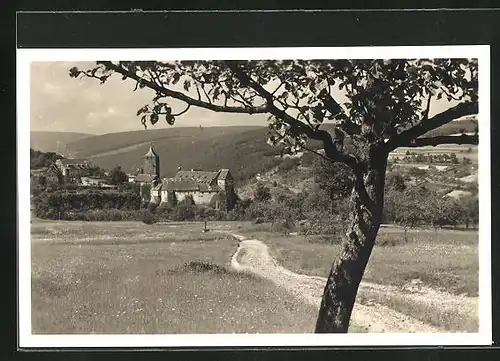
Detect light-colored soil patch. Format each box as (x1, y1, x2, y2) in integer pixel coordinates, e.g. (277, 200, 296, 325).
(225, 232, 478, 333)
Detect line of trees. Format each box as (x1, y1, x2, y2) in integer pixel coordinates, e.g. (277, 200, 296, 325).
(384, 173, 478, 233)
(32, 181, 142, 220)
(30, 148, 64, 169)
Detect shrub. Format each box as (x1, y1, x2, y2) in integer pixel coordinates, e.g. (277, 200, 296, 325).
(156, 203, 175, 219)
(172, 203, 196, 221)
(226, 209, 242, 221)
(140, 183, 152, 203)
(141, 211, 158, 225)
(277, 157, 300, 173)
(147, 202, 158, 213)
(271, 218, 295, 234)
(253, 183, 271, 202)
(194, 205, 216, 221)
(32, 188, 142, 219)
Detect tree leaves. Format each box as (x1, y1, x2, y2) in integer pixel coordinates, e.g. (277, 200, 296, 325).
(150, 113, 159, 125)
(68, 67, 81, 78)
(172, 73, 181, 85)
(137, 105, 149, 116)
(75, 59, 479, 156)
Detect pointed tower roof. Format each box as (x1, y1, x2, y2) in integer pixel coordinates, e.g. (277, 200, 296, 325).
(144, 143, 158, 158)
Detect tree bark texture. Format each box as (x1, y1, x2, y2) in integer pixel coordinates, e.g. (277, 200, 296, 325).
(315, 149, 387, 333)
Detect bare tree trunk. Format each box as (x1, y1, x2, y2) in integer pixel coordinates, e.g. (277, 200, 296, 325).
(315, 151, 387, 333)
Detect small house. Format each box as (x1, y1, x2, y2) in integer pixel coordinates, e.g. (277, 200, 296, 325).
(44, 164, 63, 185)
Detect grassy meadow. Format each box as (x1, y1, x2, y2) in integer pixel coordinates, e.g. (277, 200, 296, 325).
(30, 219, 478, 334)
(237, 224, 479, 297)
(236, 223, 479, 332)
(31, 221, 320, 334)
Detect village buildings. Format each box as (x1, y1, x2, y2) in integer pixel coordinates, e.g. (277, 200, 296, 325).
(133, 145, 236, 211)
(33, 143, 236, 211)
(41, 158, 105, 187)
(55, 158, 91, 182)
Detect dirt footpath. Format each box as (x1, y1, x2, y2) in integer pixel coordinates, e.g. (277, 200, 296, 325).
(226, 232, 478, 333)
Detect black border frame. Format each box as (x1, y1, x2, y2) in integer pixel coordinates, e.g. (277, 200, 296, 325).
(6, 7, 500, 361)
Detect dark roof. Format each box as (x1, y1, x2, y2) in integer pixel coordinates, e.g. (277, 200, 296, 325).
(45, 164, 62, 176)
(163, 169, 231, 192)
(175, 170, 219, 183)
(163, 178, 200, 191)
(163, 178, 221, 192)
(134, 174, 159, 183)
(57, 158, 89, 166)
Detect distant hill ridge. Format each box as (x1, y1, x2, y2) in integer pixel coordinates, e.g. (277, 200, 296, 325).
(61, 126, 283, 183)
(30, 131, 94, 154)
(30, 117, 478, 184)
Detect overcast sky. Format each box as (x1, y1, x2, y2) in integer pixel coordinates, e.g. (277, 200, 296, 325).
(30, 61, 269, 135)
(30, 61, 460, 135)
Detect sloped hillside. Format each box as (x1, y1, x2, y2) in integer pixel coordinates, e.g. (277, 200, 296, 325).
(422, 116, 477, 137)
(30, 131, 93, 153)
(51, 115, 478, 186)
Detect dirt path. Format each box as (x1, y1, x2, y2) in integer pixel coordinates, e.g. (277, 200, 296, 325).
(225, 232, 477, 333)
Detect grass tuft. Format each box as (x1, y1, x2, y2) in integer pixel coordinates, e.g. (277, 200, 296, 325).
(167, 261, 229, 275)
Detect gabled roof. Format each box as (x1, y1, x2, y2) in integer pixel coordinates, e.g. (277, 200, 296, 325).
(45, 164, 62, 176)
(163, 169, 231, 192)
(134, 173, 159, 183)
(163, 178, 200, 191)
(175, 170, 219, 183)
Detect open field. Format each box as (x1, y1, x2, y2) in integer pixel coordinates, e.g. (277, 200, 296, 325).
(231, 224, 479, 332)
(31, 221, 322, 334)
(389, 144, 478, 164)
(236, 224, 479, 297)
(30, 220, 479, 334)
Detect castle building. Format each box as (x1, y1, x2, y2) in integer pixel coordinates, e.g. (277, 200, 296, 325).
(161, 169, 236, 211)
(133, 145, 160, 185)
(133, 144, 236, 210)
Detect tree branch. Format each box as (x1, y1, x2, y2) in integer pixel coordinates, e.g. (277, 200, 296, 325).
(440, 86, 464, 101)
(224, 60, 359, 168)
(406, 134, 478, 147)
(301, 145, 335, 164)
(97, 61, 270, 115)
(387, 101, 478, 150)
(171, 103, 191, 117)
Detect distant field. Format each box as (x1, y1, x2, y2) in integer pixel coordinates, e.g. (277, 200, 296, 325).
(31, 221, 321, 334)
(390, 145, 478, 164)
(421, 117, 477, 138)
(237, 224, 479, 297)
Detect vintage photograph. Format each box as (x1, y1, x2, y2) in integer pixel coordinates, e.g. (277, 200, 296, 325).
(20, 47, 490, 347)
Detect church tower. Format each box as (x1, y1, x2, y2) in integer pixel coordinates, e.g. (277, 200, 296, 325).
(143, 143, 160, 177)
